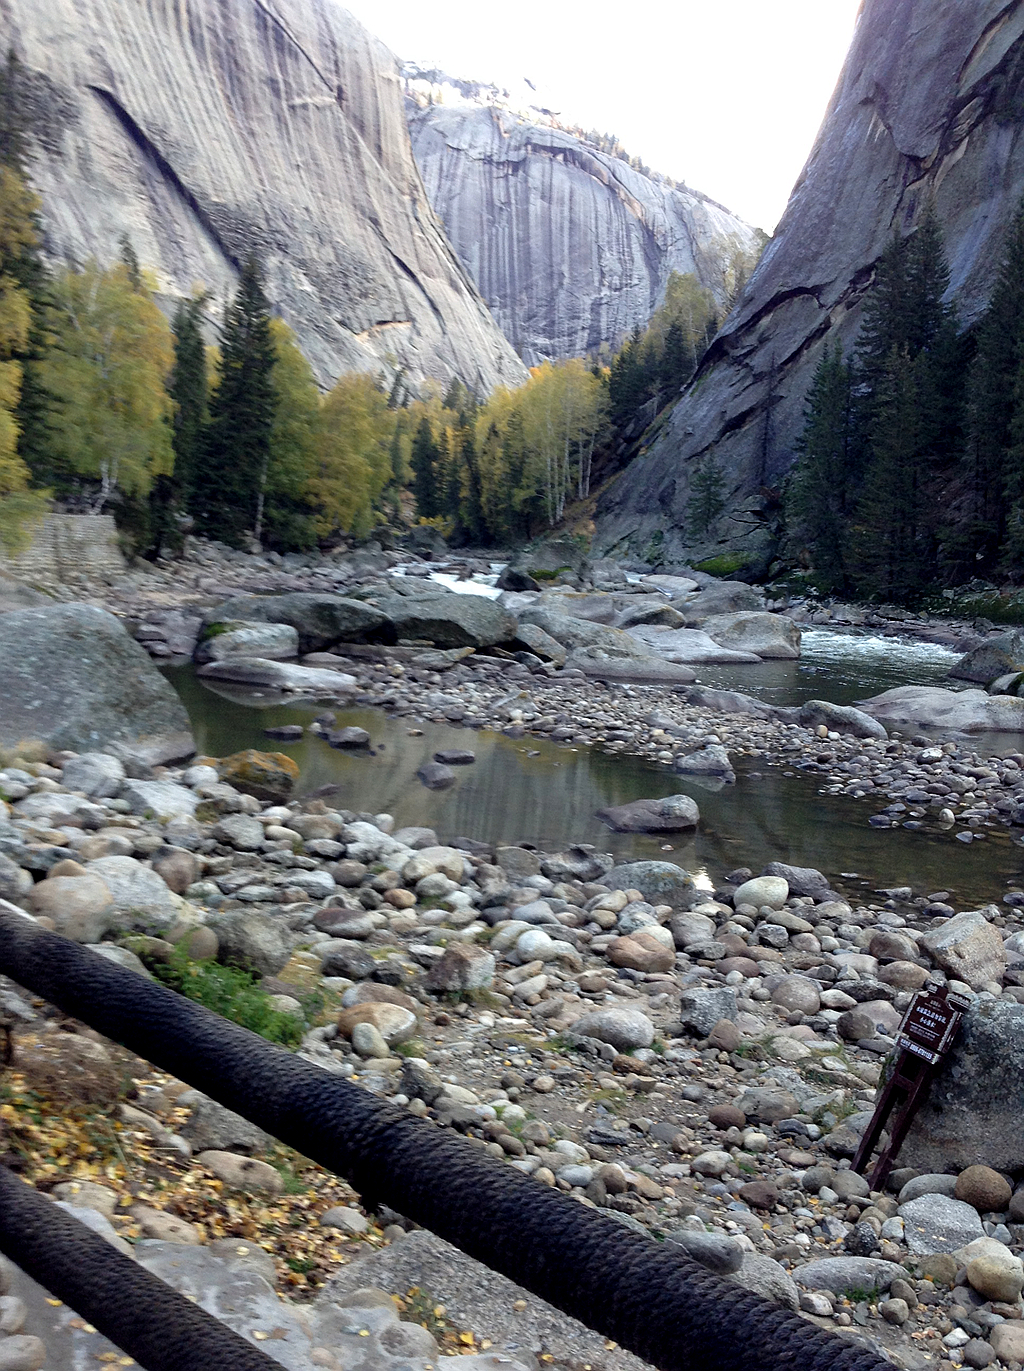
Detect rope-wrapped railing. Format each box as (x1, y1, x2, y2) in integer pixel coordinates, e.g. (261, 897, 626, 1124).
(0, 1167, 282, 1370)
(0, 909, 891, 1371)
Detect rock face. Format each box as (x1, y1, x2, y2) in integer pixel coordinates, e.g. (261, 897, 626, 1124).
(405, 93, 761, 363)
(904, 999, 1024, 1173)
(595, 0, 1024, 567)
(0, 603, 193, 762)
(4, 0, 525, 393)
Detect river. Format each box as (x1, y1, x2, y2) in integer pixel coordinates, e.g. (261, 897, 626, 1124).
(165, 632, 1024, 908)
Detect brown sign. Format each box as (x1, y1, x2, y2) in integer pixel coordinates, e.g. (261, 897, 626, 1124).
(896, 986, 973, 1064)
(852, 983, 972, 1188)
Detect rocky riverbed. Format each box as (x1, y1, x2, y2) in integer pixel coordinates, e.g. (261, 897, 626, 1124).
(9, 536, 1024, 1370)
(5, 738, 1024, 1371)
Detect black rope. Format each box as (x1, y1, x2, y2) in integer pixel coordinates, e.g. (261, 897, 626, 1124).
(0, 910, 891, 1371)
(0, 1166, 282, 1371)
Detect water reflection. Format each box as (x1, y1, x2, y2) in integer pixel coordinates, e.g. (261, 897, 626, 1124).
(167, 665, 1023, 907)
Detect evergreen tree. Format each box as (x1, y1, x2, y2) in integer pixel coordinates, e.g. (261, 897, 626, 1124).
(786, 342, 854, 590)
(410, 416, 441, 519)
(967, 198, 1024, 569)
(168, 294, 208, 510)
(686, 454, 726, 541)
(845, 208, 963, 600)
(853, 347, 929, 602)
(193, 256, 277, 547)
(119, 234, 142, 292)
(461, 427, 486, 543)
(659, 321, 691, 395)
(609, 326, 648, 428)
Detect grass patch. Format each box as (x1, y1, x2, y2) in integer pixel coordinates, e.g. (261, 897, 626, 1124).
(392, 1039, 428, 1058)
(694, 553, 749, 578)
(839, 1287, 878, 1305)
(528, 566, 572, 581)
(589, 1087, 629, 1114)
(151, 943, 306, 1047)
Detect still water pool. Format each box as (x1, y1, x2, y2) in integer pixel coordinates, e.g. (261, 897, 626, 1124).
(166, 660, 1024, 908)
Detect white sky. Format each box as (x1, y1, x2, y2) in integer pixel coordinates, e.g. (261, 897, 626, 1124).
(341, 0, 863, 232)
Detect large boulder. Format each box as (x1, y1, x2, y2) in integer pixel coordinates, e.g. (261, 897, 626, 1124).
(678, 582, 764, 624)
(513, 622, 566, 665)
(209, 910, 295, 976)
(949, 630, 1024, 684)
(562, 651, 697, 683)
(680, 685, 776, 719)
(604, 861, 698, 910)
(0, 604, 193, 763)
(196, 658, 357, 695)
(595, 794, 699, 833)
(204, 594, 389, 653)
(701, 612, 801, 659)
(856, 686, 1024, 733)
(918, 908, 1006, 990)
(27, 872, 116, 942)
(214, 751, 300, 803)
(510, 537, 589, 577)
(626, 625, 761, 664)
(520, 606, 655, 659)
(60, 752, 126, 798)
(84, 855, 182, 932)
(368, 591, 517, 649)
(904, 999, 1024, 1173)
(195, 622, 300, 662)
(798, 699, 888, 740)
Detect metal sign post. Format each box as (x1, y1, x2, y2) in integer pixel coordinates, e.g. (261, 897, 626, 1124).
(851, 984, 972, 1191)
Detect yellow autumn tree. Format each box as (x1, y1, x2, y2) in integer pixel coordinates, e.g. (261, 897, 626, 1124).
(0, 164, 47, 552)
(43, 260, 174, 509)
(311, 372, 394, 536)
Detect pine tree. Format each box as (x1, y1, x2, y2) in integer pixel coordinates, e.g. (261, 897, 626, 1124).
(845, 208, 962, 599)
(119, 234, 142, 292)
(410, 416, 441, 519)
(461, 427, 486, 543)
(193, 256, 277, 547)
(965, 198, 1024, 569)
(686, 454, 726, 541)
(659, 321, 691, 395)
(787, 342, 855, 590)
(168, 294, 208, 509)
(853, 347, 929, 602)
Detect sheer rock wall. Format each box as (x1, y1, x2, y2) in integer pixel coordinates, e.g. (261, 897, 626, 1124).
(407, 102, 761, 365)
(3, 0, 527, 392)
(595, 0, 1024, 569)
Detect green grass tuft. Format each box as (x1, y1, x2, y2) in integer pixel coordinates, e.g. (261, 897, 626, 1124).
(152, 943, 306, 1047)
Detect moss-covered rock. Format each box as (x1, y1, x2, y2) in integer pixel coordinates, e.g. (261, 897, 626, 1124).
(215, 749, 299, 802)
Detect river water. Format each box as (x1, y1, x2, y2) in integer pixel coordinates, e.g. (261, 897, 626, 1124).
(166, 634, 1024, 908)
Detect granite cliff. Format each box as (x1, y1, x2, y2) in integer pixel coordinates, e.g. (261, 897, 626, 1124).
(595, 0, 1024, 571)
(1, 0, 526, 392)
(405, 85, 762, 365)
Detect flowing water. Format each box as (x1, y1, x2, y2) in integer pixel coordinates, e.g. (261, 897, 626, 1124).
(696, 628, 962, 707)
(166, 649, 1024, 909)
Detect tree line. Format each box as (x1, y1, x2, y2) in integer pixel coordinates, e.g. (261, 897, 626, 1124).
(786, 200, 1024, 603)
(0, 49, 737, 557)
